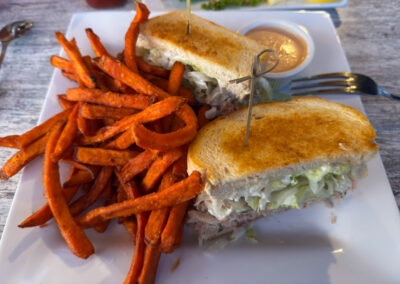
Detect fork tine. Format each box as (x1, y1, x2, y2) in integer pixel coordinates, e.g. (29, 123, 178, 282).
(291, 79, 354, 90)
(289, 72, 400, 101)
(290, 87, 358, 97)
(292, 72, 353, 83)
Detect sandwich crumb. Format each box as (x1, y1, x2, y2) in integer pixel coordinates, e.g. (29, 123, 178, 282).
(246, 228, 258, 243)
(39, 223, 49, 228)
(330, 212, 337, 224)
(323, 199, 334, 208)
(338, 142, 348, 151)
(170, 257, 181, 273)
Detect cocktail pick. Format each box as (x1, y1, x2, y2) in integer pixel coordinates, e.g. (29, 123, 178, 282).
(186, 0, 191, 35)
(229, 49, 279, 146)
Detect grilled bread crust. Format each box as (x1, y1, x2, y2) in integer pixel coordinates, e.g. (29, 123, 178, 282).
(137, 11, 268, 99)
(188, 97, 378, 188)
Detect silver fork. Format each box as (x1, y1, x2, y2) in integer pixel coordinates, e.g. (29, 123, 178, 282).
(0, 21, 33, 68)
(289, 72, 400, 101)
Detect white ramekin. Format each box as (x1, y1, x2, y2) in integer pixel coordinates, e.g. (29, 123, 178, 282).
(237, 19, 315, 79)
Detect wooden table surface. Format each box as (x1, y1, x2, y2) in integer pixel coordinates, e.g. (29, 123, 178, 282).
(0, 0, 399, 238)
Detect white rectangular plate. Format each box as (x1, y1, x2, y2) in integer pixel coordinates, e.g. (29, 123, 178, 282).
(143, 0, 348, 11)
(0, 10, 400, 284)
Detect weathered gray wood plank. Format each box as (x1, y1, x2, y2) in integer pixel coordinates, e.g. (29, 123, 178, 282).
(0, 0, 399, 240)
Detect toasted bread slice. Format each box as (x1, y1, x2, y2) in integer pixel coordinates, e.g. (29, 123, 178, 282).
(187, 97, 378, 240)
(137, 11, 267, 99)
(188, 97, 377, 186)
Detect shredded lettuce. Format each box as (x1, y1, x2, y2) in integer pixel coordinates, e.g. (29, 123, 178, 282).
(138, 48, 287, 118)
(246, 227, 258, 243)
(247, 196, 261, 211)
(197, 163, 353, 220)
(254, 77, 291, 103)
(139, 47, 228, 105)
(267, 165, 351, 210)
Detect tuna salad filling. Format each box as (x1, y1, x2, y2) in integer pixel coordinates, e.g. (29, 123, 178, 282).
(195, 163, 363, 221)
(137, 48, 279, 118)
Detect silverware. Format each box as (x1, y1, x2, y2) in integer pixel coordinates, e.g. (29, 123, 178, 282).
(0, 20, 33, 67)
(289, 72, 399, 101)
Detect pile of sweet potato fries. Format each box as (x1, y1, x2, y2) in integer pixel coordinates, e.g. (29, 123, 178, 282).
(0, 3, 209, 283)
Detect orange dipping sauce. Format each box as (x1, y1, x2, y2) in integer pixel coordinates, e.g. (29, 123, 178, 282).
(245, 27, 308, 73)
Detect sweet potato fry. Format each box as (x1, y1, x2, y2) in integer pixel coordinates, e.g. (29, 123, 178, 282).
(67, 87, 153, 109)
(141, 148, 183, 194)
(77, 114, 90, 136)
(123, 217, 137, 239)
(102, 176, 114, 199)
(82, 56, 108, 91)
(80, 103, 139, 120)
(62, 70, 81, 84)
(102, 74, 123, 93)
(0, 134, 48, 180)
(105, 130, 136, 150)
(58, 95, 76, 110)
(172, 153, 188, 180)
(69, 37, 78, 48)
(76, 171, 203, 227)
(117, 51, 124, 61)
(117, 185, 128, 203)
(142, 73, 194, 105)
(74, 147, 138, 166)
(121, 149, 157, 182)
(60, 157, 92, 173)
(69, 38, 88, 87)
(52, 103, 80, 161)
(18, 109, 71, 147)
(162, 147, 190, 254)
(50, 55, 74, 73)
(124, 211, 148, 284)
(18, 185, 80, 228)
(175, 86, 194, 105)
(136, 57, 169, 78)
(133, 104, 197, 151)
(197, 104, 211, 128)
(93, 215, 110, 233)
(115, 171, 141, 200)
(160, 200, 190, 253)
(43, 122, 94, 259)
(69, 166, 113, 216)
(103, 118, 117, 126)
(77, 114, 102, 136)
(145, 170, 176, 247)
(114, 172, 148, 284)
(55, 32, 96, 89)
(116, 178, 136, 226)
(0, 135, 20, 149)
(80, 96, 185, 145)
(85, 28, 110, 57)
(168, 62, 185, 96)
(173, 221, 184, 249)
(95, 55, 170, 99)
(63, 165, 99, 187)
(137, 245, 161, 284)
(124, 2, 150, 73)
(113, 78, 135, 94)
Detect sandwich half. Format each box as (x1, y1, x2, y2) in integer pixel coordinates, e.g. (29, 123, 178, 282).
(137, 11, 271, 116)
(187, 97, 378, 241)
